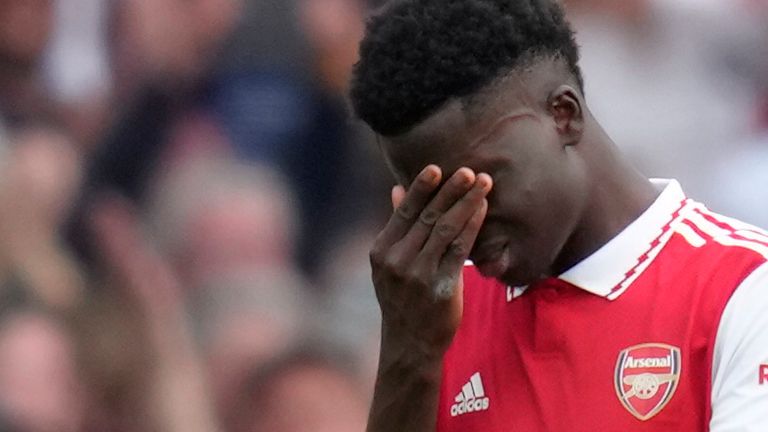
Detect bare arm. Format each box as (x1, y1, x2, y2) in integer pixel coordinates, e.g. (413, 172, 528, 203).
(91, 197, 221, 432)
(367, 165, 491, 432)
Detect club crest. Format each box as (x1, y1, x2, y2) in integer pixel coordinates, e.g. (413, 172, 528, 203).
(614, 343, 681, 421)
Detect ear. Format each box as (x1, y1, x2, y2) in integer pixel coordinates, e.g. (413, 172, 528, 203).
(547, 85, 584, 146)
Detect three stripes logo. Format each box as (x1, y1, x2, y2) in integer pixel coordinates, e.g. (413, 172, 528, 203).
(450, 372, 490, 417)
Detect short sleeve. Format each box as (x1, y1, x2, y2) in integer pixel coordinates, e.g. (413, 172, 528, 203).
(710, 262, 768, 431)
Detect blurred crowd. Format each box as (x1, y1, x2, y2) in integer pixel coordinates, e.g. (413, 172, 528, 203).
(0, 0, 765, 431)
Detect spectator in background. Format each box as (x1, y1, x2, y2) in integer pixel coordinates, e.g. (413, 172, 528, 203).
(0, 0, 56, 127)
(59, 1, 385, 430)
(145, 156, 309, 417)
(80, 167, 366, 432)
(109, 0, 241, 99)
(0, 126, 84, 312)
(43, 0, 111, 149)
(145, 158, 299, 287)
(0, 2, 386, 432)
(0, 3, 92, 429)
(0, 0, 114, 150)
(68, 0, 390, 281)
(66, 0, 243, 266)
(192, 271, 307, 429)
(209, 0, 389, 277)
(0, 0, 93, 318)
(316, 227, 382, 393)
(231, 347, 368, 432)
(0, 309, 86, 432)
(82, 196, 221, 432)
(0, 0, 88, 313)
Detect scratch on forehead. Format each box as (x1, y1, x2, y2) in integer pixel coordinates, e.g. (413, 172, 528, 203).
(469, 108, 539, 150)
(461, 74, 541, 148)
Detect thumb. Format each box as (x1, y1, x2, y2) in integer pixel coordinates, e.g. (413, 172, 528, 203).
(391, 184, 406, 209)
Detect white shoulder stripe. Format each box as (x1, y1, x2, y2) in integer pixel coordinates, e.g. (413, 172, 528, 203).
(675, 221, 707, 247)
(686, 211, 768, 258)
(697, 206, 768, 239)
(735, 229, 768, 245)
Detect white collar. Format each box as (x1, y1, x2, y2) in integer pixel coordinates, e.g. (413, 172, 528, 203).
(556, 179, 688, 300)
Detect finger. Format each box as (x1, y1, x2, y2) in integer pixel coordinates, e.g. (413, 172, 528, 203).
(391, 184, 406, 209)
(395, 167, 476, 253)
(419, 173, 492, 264)
(375, 165, 441, 249)
(90, 195, 145, 275)
(90, 196, 181, 312)
(437, 196, 488, 276)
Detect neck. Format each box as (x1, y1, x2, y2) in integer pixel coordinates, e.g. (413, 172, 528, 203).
(554, 122, 659, 274)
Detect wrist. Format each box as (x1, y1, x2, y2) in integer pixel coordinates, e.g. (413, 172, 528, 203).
(378, 328, 447, 381)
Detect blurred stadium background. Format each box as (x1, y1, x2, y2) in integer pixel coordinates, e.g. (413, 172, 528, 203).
(0, 0, 765, 431)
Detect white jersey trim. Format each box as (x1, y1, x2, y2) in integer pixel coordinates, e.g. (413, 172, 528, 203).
(559, 179, 687, 299)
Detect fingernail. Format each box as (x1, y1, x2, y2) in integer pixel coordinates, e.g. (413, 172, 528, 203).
(421, 165, 437, 182)
(454, 168, 474, 185)
(477, 173, 492, 189)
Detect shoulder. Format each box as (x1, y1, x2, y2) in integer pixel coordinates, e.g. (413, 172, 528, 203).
(674, 202, 768, 267)
(710, 261, 768, 430)
(717, 261, 768, 344)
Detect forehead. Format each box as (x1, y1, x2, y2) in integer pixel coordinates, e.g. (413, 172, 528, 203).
(380, 78, 536, 185)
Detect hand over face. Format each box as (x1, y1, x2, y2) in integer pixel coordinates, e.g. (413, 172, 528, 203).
(370, 165, 492, 355)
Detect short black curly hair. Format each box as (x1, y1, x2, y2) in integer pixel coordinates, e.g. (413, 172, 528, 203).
(349, 0, 583, 136)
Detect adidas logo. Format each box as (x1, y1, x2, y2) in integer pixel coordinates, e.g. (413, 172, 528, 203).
(450, 372, 490, 417)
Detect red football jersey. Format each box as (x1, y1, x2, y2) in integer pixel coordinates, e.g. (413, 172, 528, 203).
(436, 180, 768, 431)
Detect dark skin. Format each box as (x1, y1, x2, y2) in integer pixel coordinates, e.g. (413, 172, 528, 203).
(367, 59, 659, 432)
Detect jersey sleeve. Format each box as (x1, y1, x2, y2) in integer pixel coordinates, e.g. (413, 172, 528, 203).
(710, 261, 768, 431)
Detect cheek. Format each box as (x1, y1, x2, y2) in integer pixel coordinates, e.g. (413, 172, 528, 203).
(531, 173, 587, 258)
(487, 149, 583, 235)
(500, 177, 579, 251)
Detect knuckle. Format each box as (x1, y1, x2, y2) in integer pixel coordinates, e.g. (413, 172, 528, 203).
(380, 254, 401, 273)
(435, 221, 457, 239)
(369, 237, 389, 261)
(395, 202, 415, 220)
(448, 239, 468, 256)
(381, 253, 415, 281)
(370, 247, 401, 274)
(369, 247, 383, 264)
(403, 267, 428, 287)
(419, 208, 440, 225)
